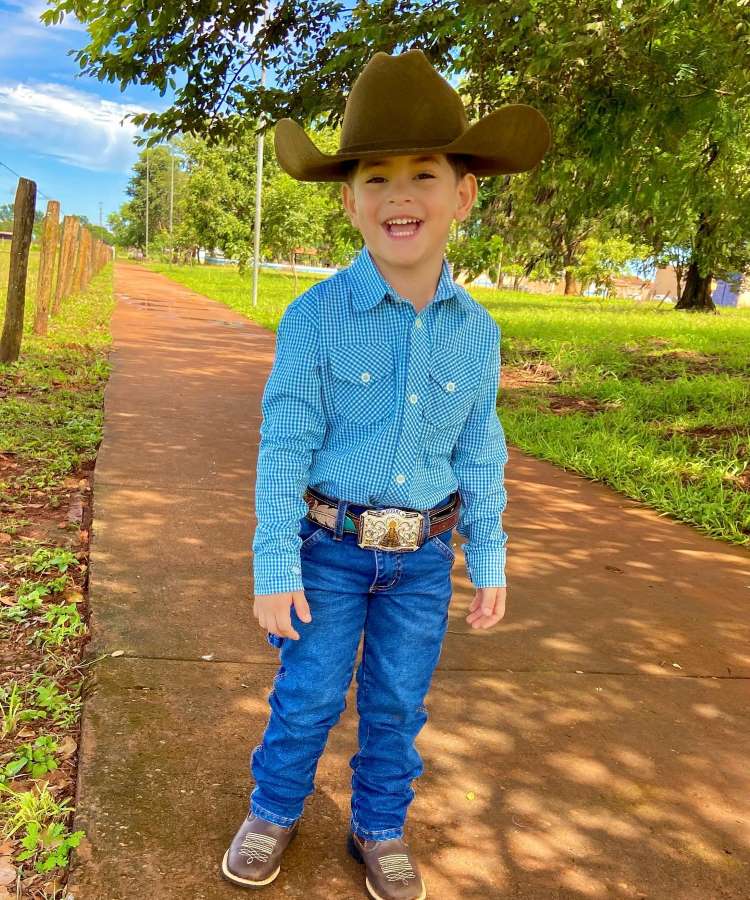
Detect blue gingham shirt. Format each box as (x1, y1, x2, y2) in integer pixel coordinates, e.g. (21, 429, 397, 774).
(252, 245, 509, 595)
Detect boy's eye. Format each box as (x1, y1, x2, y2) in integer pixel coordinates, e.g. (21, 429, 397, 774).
(365, 172, 435, 183)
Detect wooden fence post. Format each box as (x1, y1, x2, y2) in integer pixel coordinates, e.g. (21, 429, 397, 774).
(85, 233, 95, 284)
(33, 199, 60, 336)
(67, 219, 82, 298)
(0, 177, 37, 364)
(71, 221, 84, 293)
(74, 227, 90, 292)
(84, 230, 92, 288)
(53, 214, 77, 314)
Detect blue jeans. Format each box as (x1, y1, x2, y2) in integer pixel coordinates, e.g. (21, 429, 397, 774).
(249, 491, 457, 841)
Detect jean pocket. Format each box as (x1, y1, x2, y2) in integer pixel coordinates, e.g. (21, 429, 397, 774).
(299, 515, 328, 550)
(328, 342, 395, 425)
(429, 528, 456, 562)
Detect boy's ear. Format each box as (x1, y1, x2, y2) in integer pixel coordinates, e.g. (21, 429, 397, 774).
(454, 173, 478, 223)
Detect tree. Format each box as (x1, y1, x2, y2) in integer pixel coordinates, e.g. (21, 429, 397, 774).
(262, 171, 329, 286)
(110, 124, 350, 270)
(46, 1, 750, 310)
(112, 144, 186, 250)
(175, 132, 260, 267)
(570, 233, 650, 298)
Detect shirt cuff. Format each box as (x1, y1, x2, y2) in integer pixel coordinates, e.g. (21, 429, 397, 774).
(252, 552, 305, 596)
(463, 543, 507, 588)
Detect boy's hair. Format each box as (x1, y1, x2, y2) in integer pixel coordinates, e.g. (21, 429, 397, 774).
(343, 153, 472, 185)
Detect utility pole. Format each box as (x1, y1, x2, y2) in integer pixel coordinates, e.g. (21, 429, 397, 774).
(169, 153, 175, 236)
(252, 2, 272, 308)
(98, 201, 103, 228)
(169, 151, 175, 262)
(145, 150, 150, 259)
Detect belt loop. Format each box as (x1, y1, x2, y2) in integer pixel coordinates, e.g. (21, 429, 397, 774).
(421, 509, 431, 545)
(334, 499, 349, 541)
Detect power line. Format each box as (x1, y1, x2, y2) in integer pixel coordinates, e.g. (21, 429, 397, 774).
(0, 159, 53, 203)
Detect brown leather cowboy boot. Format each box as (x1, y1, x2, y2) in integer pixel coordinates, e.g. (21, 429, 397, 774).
(347, 831, 427, 900)
(221, 813, 300, 888)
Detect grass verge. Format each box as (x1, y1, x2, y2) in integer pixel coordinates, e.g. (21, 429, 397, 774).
(0, 253, 115, 898)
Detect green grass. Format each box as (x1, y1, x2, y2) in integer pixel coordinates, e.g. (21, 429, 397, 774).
(0, 242, 41, 301)
(1, 248, 114, 889)
(148, 260, 750, 548)
(1, 249, 114, 494)
(473, 289, 750, 547)
(147, 260, 324, 332)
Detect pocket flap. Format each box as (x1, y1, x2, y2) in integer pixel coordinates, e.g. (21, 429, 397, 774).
(427, 352, 482, 395)
(329, 343, 394, 384)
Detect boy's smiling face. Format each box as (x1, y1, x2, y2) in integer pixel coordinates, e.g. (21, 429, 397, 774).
(340, 153, 477, 275)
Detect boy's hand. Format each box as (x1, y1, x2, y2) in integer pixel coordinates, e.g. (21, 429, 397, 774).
(465, 586, 506, 630)
(253, 590, 312, 641)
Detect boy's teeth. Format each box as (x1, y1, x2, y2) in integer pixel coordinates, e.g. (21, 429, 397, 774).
(385, 217, 422, 237)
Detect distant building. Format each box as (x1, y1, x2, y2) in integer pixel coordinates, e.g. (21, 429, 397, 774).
(583, 274, 652, 300)
(650, 266, 750, 307)
(457, 270, 650, 298)
(649, 267, 680, 301)
(0, 231, 12, 241)
(713, 273, 750, 308)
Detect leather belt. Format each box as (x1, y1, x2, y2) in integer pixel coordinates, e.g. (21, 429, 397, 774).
(303, 485, 460, 552)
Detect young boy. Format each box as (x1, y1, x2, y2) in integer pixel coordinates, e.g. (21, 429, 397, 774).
(222, 49, 550, 899)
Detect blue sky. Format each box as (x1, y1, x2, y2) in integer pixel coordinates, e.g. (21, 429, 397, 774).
(0, 1, 173, 226)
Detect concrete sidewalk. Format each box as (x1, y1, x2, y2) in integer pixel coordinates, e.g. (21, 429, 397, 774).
(69, 262, 750, 899)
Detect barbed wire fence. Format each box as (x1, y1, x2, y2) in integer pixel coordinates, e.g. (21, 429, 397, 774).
(0, 164, 114, 363)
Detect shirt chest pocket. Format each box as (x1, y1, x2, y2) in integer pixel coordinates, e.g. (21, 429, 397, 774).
(422, 351, 483, 430)
(328, 343, 395, 426)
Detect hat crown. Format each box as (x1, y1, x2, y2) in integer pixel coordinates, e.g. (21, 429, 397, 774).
(338, 49, 468, 156)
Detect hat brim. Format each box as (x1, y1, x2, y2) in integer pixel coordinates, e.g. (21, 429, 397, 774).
(274, 105, 552, 181)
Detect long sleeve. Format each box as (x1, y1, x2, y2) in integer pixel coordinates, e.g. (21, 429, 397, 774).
(252, 300, 327, 595)
(451, 320, 509, 588)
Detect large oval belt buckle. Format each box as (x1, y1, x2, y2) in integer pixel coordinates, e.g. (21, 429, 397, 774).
(358, 508, 422, 552)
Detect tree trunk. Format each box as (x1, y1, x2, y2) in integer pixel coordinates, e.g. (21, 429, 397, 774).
(564, 269, 576, 294)
(675, 211, 716, 311)
(495, 252, 503, 289)
(1, 177, 37, 363)
(675, 261, 715, 310)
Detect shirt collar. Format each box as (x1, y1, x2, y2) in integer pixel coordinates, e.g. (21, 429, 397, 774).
(348, 245, 458, 312)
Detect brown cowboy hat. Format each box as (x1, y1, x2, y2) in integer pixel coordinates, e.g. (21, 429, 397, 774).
(274, 48, 552, 182)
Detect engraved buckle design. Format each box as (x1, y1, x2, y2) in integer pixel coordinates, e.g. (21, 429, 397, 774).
(358, 507, 423, 552)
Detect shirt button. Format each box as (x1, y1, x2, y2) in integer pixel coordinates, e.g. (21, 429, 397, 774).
(394, 473, 406, 485)
(290, 564, 301, 575)
(445, 381, 456, 392)
(361, 372, 371, 383)
(414, 318, 423, 329)
(408, 393, 419, 404)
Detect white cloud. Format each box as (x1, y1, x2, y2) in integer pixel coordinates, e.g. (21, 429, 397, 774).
(0, 81, 152, 173)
